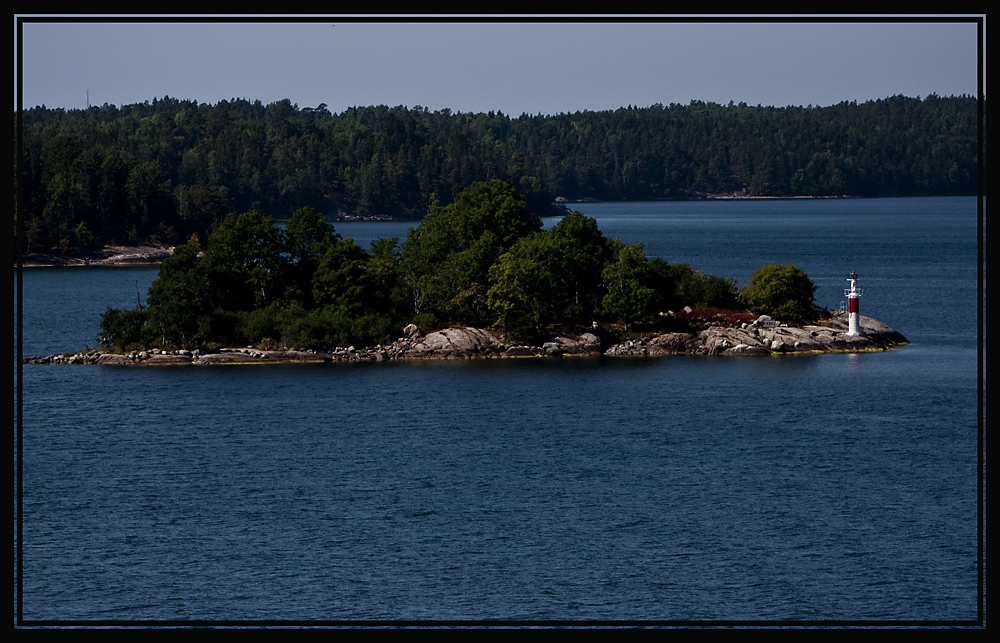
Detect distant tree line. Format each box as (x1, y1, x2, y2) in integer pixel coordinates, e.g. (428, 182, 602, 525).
(100, 180, 762, 351)
(17, 94, 980, 252)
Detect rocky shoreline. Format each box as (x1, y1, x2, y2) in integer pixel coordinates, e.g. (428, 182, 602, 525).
(18, 245, 173, 268)
(21, 311, 907, 366)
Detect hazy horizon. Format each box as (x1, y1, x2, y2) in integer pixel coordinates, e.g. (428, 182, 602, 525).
(15, 18, 982, 116)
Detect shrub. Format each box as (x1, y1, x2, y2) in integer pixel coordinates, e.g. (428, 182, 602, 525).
(739, 264, 818, 321)
(98, 306, 149, 351)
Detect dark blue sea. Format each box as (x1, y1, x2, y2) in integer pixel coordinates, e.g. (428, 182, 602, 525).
(16, 197, 982, 623)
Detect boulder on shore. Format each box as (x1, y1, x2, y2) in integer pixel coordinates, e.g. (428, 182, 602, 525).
(398, 327, 502, 359)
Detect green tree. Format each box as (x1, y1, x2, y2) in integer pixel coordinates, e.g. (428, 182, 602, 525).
(363, 237, 408, 318)
(547, 212, 610, 322)
(145, 239, 212, 347)
(486, 232, 560, 339)
(285, 206, 338, 266)
(487, 212, 612, 338)
(601, 239, 653, 329)
(200, 210, 286, 311)
(98, 305, 149, 351)
(284, 206, 340, 306)
(739, 263, 818, 321)
(645, 259, 739, 311)
(401, 179, 539, 324)
(311, 237, 370, 316)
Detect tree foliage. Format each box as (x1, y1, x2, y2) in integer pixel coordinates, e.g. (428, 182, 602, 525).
(19, 95, 980, 252)
(145, 239, 211, 346)
(400, 179, 540, 325)
(739, 264, 818, 321)
(487, 233, 560, 338)
(200, 210, 286, 311)
(98, 180, 779, 350)
(601, 239, 654, 329)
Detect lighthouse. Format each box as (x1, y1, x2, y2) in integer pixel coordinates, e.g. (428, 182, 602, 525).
(845, 271, 863, 336)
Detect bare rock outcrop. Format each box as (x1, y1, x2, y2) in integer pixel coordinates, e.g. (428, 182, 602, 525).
(602, 314, 908, 358)
(397, 327, 503, 359)
(23, 314, 908, 367)
(645, 333, 692, 356)
(544, 332, 602, 355)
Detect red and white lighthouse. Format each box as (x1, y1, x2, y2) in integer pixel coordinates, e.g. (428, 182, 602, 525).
(845, 271, 863, 336)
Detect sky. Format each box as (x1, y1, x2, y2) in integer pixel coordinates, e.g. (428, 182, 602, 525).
(14, 17, 983, 116)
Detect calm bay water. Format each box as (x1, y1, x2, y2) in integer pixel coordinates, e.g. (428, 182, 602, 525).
(16, 197, 981, 622)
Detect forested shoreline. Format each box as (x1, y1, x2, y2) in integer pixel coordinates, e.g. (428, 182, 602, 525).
(17, 94, 980, 253)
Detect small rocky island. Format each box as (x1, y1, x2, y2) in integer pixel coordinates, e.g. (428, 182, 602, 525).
(20, 184, 908, 368)
(22, 311, 907, 366)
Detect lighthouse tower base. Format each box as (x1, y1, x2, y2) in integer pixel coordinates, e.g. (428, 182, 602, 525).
(844, 271, 862, 336)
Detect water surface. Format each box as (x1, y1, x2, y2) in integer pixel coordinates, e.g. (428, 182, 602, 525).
(17, 196, 981, 622)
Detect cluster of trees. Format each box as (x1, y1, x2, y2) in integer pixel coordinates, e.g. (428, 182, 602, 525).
(100, 180, 758, 351)
(18, 94, 979, 253)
